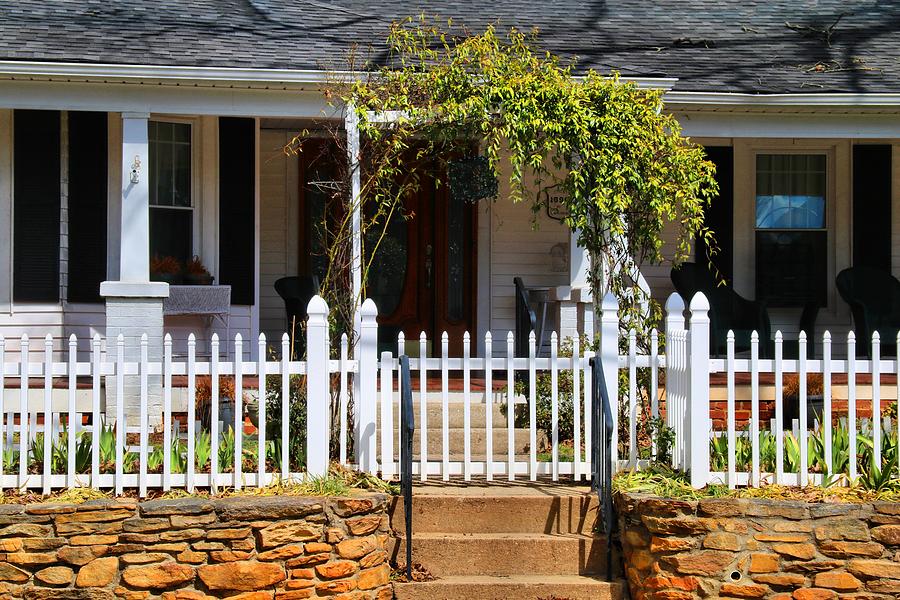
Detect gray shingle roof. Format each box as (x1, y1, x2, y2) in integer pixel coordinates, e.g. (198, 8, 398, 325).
(1, 1, 899, 94)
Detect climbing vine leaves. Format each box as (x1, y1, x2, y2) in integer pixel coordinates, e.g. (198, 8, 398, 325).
(339, 18, 718, 328)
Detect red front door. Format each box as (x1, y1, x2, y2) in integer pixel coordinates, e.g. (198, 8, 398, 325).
(297, 143, 477, 355)
(366, 170, 477, 355)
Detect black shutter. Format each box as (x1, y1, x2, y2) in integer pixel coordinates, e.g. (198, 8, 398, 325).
(67, 112, 108, 303)
(697, 146, 734, 283)
(853, 145, 891, 271)
(14, 110, 60, 302)
(218, 117, 256, 305)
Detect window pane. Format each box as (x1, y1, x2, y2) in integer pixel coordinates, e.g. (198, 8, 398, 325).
(154, 140, 174, 206)
(173, 143, 191, 207)
(150, 207, 192, 264)
(149, 121, 192, 265)
(150, 121, 191, 208)
(755, 154, 825, 229)
(756, 231, 827, 306)
(365, 211, 408, 317)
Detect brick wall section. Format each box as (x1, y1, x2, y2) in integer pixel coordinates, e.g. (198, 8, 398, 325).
(617, 492, 900, 600)
(0, 494, 393, 600)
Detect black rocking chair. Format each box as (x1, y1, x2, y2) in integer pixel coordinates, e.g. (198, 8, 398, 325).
(274, 275, 320, 358)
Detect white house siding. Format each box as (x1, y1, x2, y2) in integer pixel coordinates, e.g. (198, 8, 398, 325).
(487, 173, 572, 348)
(0, 304, 104, 359)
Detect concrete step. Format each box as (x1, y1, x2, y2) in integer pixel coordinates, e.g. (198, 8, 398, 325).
(390, 492, 599, 534)
(377, 401, 510, 429)
(393, 575, 625, 600)
(380, 392, 518, 404)
(391, 532, 607, 577)
(393, 428, 537, 456)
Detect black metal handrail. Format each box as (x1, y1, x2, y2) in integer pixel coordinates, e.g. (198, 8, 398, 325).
(399, 355, 415, 581)
(590, 355, 617, 581)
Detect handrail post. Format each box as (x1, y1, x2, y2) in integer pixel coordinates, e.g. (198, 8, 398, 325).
(688, 292, 711, 489)
(599, 293, 619, 473)
(398, 356, 415, 581)
(356, 299, 379, 474)
(306, 295, 330, 477)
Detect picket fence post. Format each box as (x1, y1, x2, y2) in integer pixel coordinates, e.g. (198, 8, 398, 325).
(599, 293, 619, 472)
(664, 293, 685, 469)
(356, 299, 379, 474)
(306, 296, 330, 477)
(688, 293, 711, 489)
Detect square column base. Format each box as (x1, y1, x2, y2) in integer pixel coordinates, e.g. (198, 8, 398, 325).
(552, 285, 595, 343)
(100, 281, 169, 427)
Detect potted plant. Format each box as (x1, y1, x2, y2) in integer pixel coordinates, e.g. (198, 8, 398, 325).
(150, 255, 183, 285)
(184, 256, 214, 285)
(784, 372, 825, 427)
(195, 376, 242, 433)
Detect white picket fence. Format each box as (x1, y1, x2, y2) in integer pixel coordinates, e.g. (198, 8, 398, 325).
(0, 291, 895, 494)
(663, 292, 900, 489)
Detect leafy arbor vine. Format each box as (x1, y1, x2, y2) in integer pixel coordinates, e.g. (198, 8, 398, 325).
(299, 19, 719, 456)
(341, 18, 718, 330)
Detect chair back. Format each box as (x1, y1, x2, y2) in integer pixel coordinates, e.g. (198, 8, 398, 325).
(671, 262, 771, 356)
(514, 277, 538, 358)
(274, 275, 321, 328)
(836, 266, 900, 350)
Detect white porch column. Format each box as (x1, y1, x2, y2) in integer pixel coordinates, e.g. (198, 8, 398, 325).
(553, 229, 593, 342)
(100, 112, 168, 426)
(119, 113, 151, 281)
(570, 228, 590, 289)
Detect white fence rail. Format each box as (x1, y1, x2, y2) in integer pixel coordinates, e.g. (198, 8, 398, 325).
(1, 291, 896, 494)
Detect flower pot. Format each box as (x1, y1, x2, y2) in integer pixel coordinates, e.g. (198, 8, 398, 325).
(184, 273, 214, 285)
(200, 397, 236, 433)
(151, 272, 183, 285)
(245, 397, 260, 429)
(785, 394, 825, 427)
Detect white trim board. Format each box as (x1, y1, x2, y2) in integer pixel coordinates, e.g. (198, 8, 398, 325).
(0, 79, 336, 119)
(676, 111, 900, 139)
(667, 91, 900, 107)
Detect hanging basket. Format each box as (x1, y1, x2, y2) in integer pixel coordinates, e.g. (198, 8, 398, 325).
(448, 156, 498, 204)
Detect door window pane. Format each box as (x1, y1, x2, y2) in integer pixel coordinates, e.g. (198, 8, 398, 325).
(447, 192, 465, 322)
(365, 212, 408, 317)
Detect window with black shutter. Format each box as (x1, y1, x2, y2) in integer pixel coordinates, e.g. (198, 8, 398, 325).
(67, 112, 108, 303)
(13, 110, 61, 303)
(218, 117, 256, 305)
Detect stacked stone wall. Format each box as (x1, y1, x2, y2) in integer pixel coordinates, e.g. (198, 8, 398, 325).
(617, 493, 900, 599)
(0, 494, 392, 600)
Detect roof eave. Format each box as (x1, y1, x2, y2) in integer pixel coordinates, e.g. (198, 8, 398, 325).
(666, 90, 900, 108)
(0, 60, 679, 90)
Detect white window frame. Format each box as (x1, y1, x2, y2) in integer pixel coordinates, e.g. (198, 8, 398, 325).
(733, 139, 845, 317)
(148, 116, 202, 261)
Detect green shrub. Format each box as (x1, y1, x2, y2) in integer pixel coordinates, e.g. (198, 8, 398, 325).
(265, 374, 307, 472)
(513, 338, 580, 447)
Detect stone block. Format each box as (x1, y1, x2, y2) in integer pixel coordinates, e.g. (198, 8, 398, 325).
(198, 561, 285, 591)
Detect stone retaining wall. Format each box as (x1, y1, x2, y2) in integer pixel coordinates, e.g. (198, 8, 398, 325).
(0, 493, 393, 599)
(617, 492, 900, 599)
